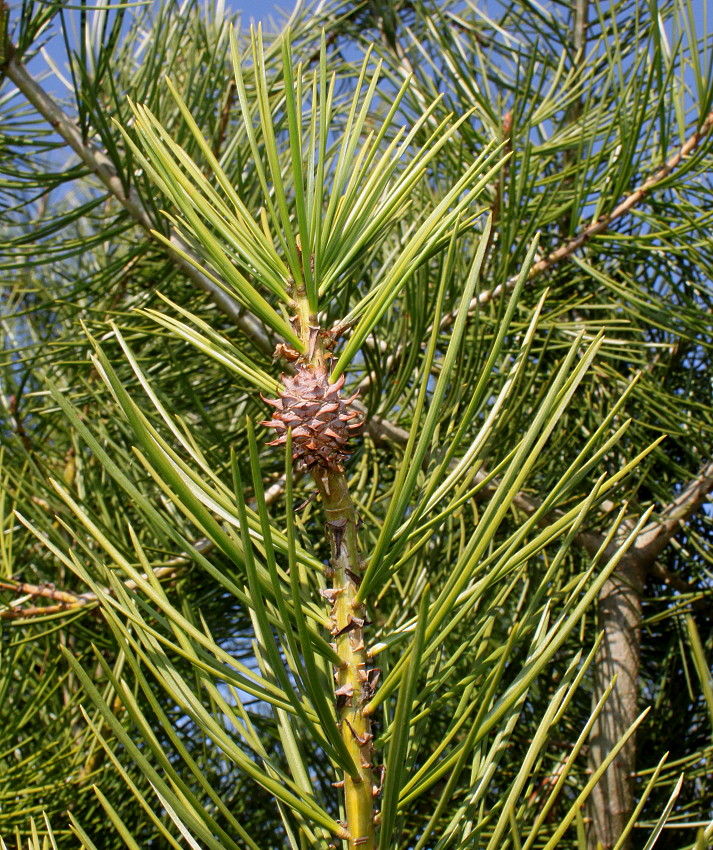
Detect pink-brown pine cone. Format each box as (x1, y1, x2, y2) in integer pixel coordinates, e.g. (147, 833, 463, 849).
(261, 365, 363, 471)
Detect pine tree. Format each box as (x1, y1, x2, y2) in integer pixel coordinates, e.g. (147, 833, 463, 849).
(2, 2, 712, 849)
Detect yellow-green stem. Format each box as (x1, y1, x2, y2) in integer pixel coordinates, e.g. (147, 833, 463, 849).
(313, 467, 376, 850)
(293, 292, 376, 849)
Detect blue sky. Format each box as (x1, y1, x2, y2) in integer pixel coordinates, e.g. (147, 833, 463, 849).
(33, 0, 295, 100)
(236, 0, 290, 24)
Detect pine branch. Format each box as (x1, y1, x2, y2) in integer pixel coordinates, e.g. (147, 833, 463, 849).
(454, 108, 713, 313)
(634, 460, 713, 564)
(574, 460, 713, 578)
(0, 568, 180, 620)
(9, 32, 710, 477)
(2, 43, 273, 356)
(6, 33, 710, 598)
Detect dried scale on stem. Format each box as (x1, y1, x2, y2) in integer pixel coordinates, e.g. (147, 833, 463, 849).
(261, 284, 377, 850)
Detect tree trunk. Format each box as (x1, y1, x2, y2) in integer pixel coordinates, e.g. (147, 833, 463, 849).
(587, 556, 645, 850)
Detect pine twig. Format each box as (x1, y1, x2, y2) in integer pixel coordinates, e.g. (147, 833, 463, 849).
(1, 43, 273, 356)
(470, 109, 713, 311)
(0, 568, 181, 620)
(346, 109, 713, 404)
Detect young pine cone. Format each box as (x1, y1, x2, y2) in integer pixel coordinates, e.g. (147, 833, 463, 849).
(261, 365, 363, 471)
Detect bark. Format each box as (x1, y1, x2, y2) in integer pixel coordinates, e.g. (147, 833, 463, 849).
(587, 553, 645, 850)
(584, 461, 713, 849)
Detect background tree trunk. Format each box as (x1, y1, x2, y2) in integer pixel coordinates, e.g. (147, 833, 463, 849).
(587, 554, 645, 850)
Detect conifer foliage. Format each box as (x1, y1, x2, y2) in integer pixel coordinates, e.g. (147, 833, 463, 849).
(1, 2, 712, 849)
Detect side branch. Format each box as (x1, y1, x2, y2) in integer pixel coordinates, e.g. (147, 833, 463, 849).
(634, 460, 713, 564)
(530, 111, 713, 272)
(472, 109, 713, 310)
(0, 566, 181, 620)
(0, 578, 95, 618)
(2, 44, 272, 355)
(347, 110, 713, 414)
